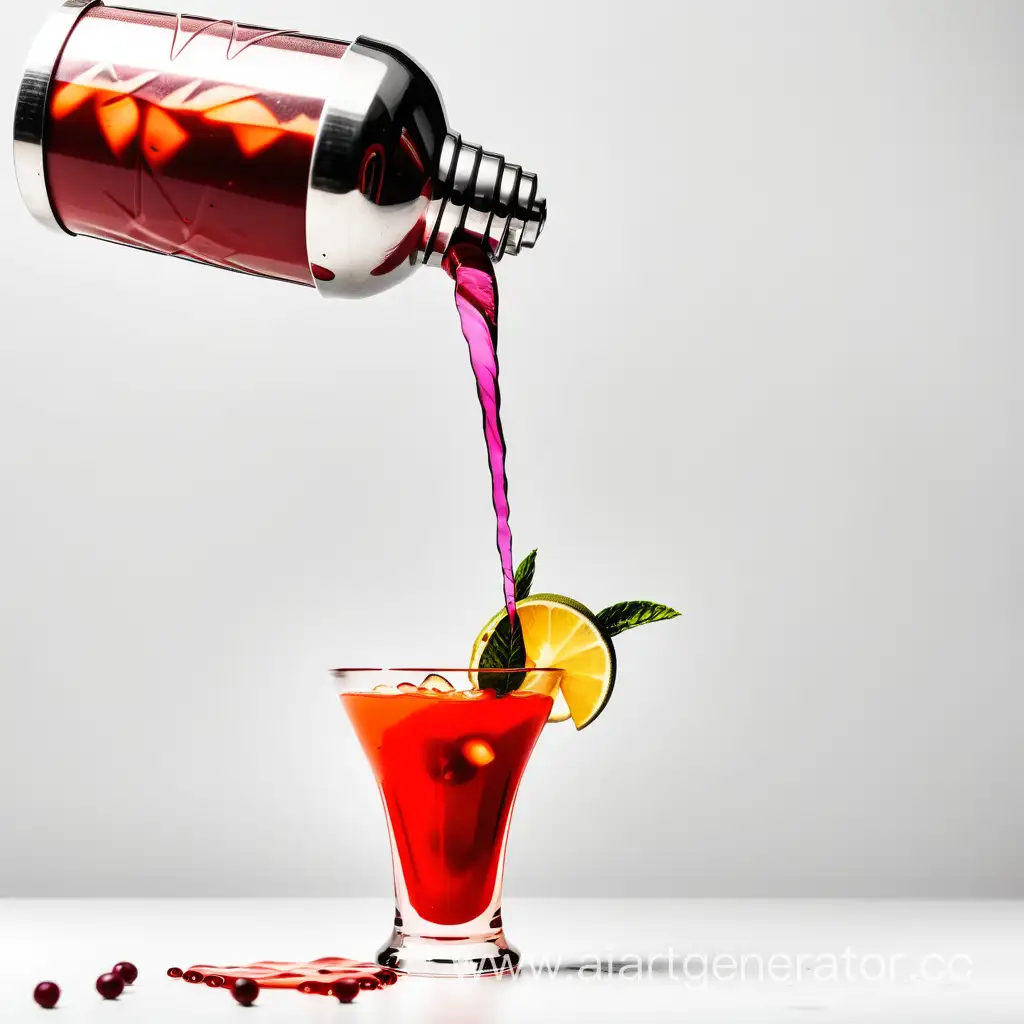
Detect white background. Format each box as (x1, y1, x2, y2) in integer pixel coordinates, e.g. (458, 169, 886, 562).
(1, 0, 1021, 898)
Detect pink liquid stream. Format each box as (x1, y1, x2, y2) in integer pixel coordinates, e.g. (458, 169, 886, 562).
(444, 243, 517, 625)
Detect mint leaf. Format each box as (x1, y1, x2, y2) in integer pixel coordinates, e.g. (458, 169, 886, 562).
(478, 614, 527, 694)
(514, 549, 537, 601)
(596, 601, 680, 638)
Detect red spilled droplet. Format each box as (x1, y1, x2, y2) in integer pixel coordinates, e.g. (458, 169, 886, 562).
(232, 978, 260, 1006)
(96, 973, 124, 1000)
(174, 957, 394, 996)
(335, 978, 360, 1003)
(33, 982, 60, 1009)
(113, 961, 138, 985)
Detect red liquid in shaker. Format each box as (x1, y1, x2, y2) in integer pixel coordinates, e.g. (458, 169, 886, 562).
(45, 8, 347, 286)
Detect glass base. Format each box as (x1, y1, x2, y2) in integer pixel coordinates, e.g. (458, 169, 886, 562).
(376, 926, 520, 978)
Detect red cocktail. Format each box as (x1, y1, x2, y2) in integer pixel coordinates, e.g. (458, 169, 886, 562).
(336, 669, 559, 976)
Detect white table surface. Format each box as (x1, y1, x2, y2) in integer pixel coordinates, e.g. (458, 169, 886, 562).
(1, 899, 1021, 1021)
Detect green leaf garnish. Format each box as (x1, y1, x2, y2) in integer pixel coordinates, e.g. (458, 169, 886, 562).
(478, 614, 526, 694)
(514, 549, 537, 601)
(477, 548, 679, 694)
(596, 601, 681, 638)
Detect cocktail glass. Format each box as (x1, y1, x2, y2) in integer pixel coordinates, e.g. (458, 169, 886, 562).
(334, 667, 561, 977)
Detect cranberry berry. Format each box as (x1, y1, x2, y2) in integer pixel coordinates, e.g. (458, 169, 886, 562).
(96, 972, 125, 1000)
(334, 978, 360, 1003)
(167, 967, 184, 978)
(33, 982, 60, 1009)
(113, 961, 138, 985)
(232, 978, 260, 1006)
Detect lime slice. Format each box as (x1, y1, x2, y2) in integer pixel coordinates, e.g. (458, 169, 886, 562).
(470, 594, 617, 730)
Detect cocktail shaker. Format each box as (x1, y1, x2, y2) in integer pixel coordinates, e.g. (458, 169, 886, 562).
(14, 1, 546, 297)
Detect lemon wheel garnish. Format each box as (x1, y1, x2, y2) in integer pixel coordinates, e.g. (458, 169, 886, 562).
(470, 594, 617, 730)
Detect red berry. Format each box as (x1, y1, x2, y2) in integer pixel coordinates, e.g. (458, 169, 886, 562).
(33, 982, 60, 1009)
(96, 972, 124, 999)
(167, 967, 183, 978)
(232, 978, 260, 1006)
(113, 961, 138, 985)
(334, 978, 360, 1003)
